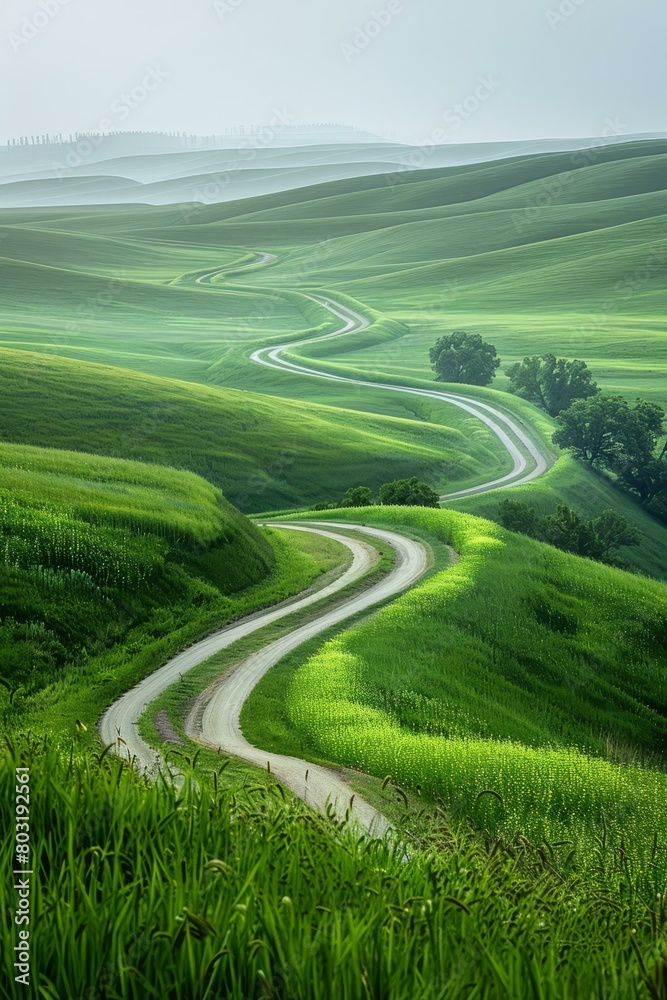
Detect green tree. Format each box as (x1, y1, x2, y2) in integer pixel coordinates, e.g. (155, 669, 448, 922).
(506, 354, 598, 417)
(591, 509, 641, 559)
(554, 396, 667, 504)
(540, 504, 599, 557)
(497, 499, 538, 535)
(340, 486, 373, 508)
(552, 395, 629, 465)
(379, 477, 440, 508)
(498, 499, 639, 562)
(609, 401, 666, 501)
(429, 331, 500, 387)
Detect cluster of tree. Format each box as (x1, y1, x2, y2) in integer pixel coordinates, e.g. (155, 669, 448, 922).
(498, 499, 640, 563)
(553, 396, 667, 519)
(310, 477, 440, 511)
(429, 334, 667, 519)
(428, 334, 601, 411)
(504, 354, 667, 519)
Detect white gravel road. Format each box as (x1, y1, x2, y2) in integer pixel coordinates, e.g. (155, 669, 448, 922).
(100, 522, 429, 835)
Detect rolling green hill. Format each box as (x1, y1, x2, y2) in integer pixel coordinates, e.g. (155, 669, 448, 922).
(0, 348, 508, 512)
(0, 440, 275, 696)
(246, 505, 667, 879)
(1, 139, 666, 573)
(0, 441, 349, 746)
(1, 140, 666, 999)
(214, 142, 667, 407)
(1, 140, 665, 407)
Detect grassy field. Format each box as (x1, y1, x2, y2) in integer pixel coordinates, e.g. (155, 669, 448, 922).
(184, 138, 667, 407)
(2, 140, 667, 997)
(2, 139, 665, 409)
(452, 451, 667, 579)
(0, 441, 341, 737)
(1, 140, 665, 525)
(3, 503, 667, 997)
(0, 349, 507, 511)
(245, 506, 667, 890)
(5, 734, 667, 1000)
(1, 140, 665, 551)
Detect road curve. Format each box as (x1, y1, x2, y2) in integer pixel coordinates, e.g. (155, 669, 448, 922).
(187, 521, 429, 837)
(250, 293, 549, 500)
(99, 523, 378, 777)
(100, 521, 429, 835)
(190, 259, 550, 500)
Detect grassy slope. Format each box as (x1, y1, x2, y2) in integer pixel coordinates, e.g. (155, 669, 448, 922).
(0, 440, 338, 736)
(0, 252, 305, 383)
(4, 735, 665, 1000)
(2, 147, 667, 998)
(2, 142, 665, 410)
(0, 348, 507, 511)
(202, 140, 667, 406)
(2, 142, 665, 404)
(2, 142, 666, 542)
(246, 506, 667, 875)
(271, 346, 667, 579)
(453, 452, 667, 579)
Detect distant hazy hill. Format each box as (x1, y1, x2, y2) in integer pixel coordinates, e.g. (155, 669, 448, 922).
(2, 131, 665, 207)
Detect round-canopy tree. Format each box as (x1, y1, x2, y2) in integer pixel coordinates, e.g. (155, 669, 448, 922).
(340, 486, 373, 508)
(429, 331, 500, 387)
(379, 477, 440, 508)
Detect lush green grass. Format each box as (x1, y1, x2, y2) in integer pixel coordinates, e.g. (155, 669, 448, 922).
(2, 139, 666, 549)
(147, 139, 666, 408)
(453, 452, 667, 580)
(2, 139, 665, 408)
(3, 140, 667, 999)
(0, 348, 508, 511)
(0, 441, 343, 737)
(4, 734, 667, 1000)
(245, 506, 667, 887)
(265, 345, 667, 579)
(0, 251, 306, 383)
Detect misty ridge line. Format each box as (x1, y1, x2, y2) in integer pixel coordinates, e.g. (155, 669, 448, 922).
(47, 66, 170, 178)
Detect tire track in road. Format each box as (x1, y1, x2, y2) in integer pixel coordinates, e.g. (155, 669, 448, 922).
(100, 522, 429, 836)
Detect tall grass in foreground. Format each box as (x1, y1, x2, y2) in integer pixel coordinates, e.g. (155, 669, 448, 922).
(2, 735, 666, 1000)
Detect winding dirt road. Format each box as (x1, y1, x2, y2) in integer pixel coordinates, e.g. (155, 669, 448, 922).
(189, 255, 550, 499)
(100, 522, 429, 834)
(101, 251, 552, 833)
(253, 293, 550, 500)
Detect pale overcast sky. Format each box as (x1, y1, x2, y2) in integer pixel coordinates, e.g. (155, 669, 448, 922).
(1, 0, 665, 144)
